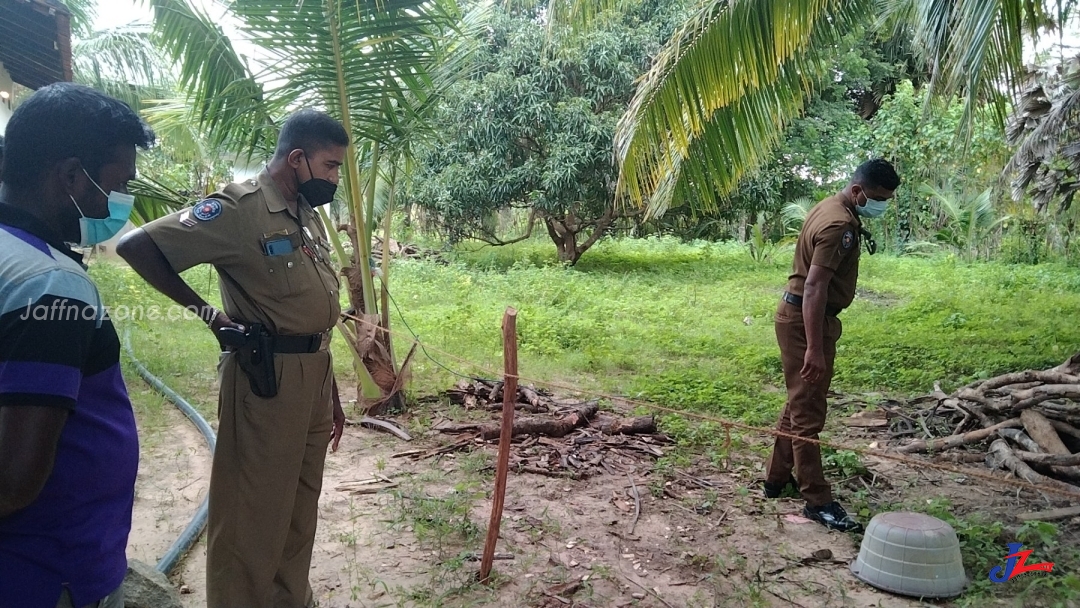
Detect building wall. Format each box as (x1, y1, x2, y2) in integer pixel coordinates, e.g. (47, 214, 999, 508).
(0, 61, 14, 133)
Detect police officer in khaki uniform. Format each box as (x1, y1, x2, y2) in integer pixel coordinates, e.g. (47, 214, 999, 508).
(763, 159, 900, 533)
(117, 110, 349, 607)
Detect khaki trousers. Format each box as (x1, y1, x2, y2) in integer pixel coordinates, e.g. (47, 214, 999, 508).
(207, 350, 334, 608)
(765, 299, 842, 507)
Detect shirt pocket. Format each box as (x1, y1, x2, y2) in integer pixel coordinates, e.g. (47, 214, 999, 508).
(259, 231, 306, 299)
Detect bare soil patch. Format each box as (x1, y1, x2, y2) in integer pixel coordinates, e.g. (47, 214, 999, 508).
(128, 389, 1079, 607)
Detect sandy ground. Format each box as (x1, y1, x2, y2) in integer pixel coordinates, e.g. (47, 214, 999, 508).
(126, 395, 1080, 608)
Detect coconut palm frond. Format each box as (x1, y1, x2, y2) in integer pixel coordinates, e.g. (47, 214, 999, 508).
(128, 176, 192, 226)
(615, 0, 871, 216)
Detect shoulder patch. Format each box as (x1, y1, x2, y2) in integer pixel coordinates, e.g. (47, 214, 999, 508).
(841, 230, 855, 250)
(192, 199, 223, 222)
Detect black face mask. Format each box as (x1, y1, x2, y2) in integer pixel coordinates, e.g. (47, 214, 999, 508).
(296, 155, 337, 207)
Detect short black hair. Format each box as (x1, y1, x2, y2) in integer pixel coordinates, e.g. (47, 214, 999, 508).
(852, 158, 901, 192)
(1, 83, 155, 190)
(273, 109, 349, 159)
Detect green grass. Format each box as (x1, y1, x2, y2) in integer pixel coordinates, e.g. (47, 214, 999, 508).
(92, 235, 1080, 428)
(91, 236, 1080, 605)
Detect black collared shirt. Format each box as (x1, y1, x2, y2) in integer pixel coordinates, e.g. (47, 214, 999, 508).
(0, 203, 85, 268)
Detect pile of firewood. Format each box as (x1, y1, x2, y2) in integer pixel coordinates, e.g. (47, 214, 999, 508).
(890, 353, 1080, 496)
(435, 379, 666, 479)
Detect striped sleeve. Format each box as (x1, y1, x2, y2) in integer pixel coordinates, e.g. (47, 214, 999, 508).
(0, 270, 101, 409)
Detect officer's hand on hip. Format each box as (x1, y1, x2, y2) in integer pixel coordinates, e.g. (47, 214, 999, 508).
(801, 348, 827, 384)
(208, 309, 245, 350)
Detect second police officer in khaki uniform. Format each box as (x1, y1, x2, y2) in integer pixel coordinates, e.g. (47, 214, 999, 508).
(118, 110, 349, 608)
(762, 159, 900, 533)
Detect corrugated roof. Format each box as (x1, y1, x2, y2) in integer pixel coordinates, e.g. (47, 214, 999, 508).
(0, 0, 73, 90)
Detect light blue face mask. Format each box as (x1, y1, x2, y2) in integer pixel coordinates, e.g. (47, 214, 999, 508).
(856, 194, 888, 218)
(70, 168, 135, 246)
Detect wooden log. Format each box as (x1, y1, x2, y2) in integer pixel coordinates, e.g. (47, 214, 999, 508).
(979, 371, 1080, 392)
(896, 418, 1023, 454)
(479, 403, 599, 441)
(1041, 402, 1080, 415)
(1052, 351, 1080, 376)
(1050, 420, 1080, 442)
(520, 386, 547, 411)
(1014, 450, 1080, 467)
(1016, 505, 1080, 522)
(1040, 411, 1080, 427)
(998, 428, 1043, 453)
(1020, 410, 1071, 455)
(1011, 384, 1080, 412)
(986, 439, 1080, 497)
(993, 381, 1044, 393)
(956, 387, 999, 410)
(602, 416, 657, 436)
(480, 308, 518, 584)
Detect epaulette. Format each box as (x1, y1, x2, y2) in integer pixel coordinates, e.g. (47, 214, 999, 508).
(221, 177, 262, 200)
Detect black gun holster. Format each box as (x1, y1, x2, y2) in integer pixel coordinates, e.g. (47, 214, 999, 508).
(231, 323, 279, 399)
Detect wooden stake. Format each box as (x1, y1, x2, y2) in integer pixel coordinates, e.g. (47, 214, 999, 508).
(479, 307, 518, 583)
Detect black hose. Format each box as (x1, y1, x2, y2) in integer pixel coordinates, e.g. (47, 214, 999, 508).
(121, 330, 217, 576)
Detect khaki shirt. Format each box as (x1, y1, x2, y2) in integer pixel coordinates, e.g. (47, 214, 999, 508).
(785, 195, 861, 310)
(142, 170, 341, 337)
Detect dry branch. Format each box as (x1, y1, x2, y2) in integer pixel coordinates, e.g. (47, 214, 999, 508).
(998, 428, 1043, 453)
(1020, 410, 1071, 455)
(987, 439, 1080, 497)
(1014, 450, 1080, 466)
(602, 415, 657, 436)
(979, 371, 1080, 392)
(1050, 420, 1080, 442)
(479, 403, 598, 440)
(1016, 505, 1080, 522)
(896, 419, 1023, 454)
(887, 353, 1080, 489)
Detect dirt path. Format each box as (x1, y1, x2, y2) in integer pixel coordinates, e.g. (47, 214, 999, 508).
(128, 401, 1077, 607)
(127, 404, 211, 604)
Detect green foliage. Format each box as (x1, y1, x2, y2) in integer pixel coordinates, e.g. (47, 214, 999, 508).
(920, 183, 1010, 260)
(95, 236, 1080, 417)
(821, 448, 867, 478)
(407, 2, 681, 263)
(780, 197, 815, 236)
(863, 80, 1011, 248)
(920, 498, 1008, 598)
(633, 25, 919, 242)
(914, 498, 1080, 605)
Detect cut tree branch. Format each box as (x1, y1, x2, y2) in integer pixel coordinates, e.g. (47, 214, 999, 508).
(897, 418, 1023, 454)
(987, 439, 1080, 496)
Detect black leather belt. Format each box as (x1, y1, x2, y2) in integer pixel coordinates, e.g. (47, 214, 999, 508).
(273, 333, 325, 354)
(782, 292, 843, 317)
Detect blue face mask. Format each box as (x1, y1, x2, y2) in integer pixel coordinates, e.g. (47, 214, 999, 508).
(70, 168, 135, 246)
(856, 194, 888, 218)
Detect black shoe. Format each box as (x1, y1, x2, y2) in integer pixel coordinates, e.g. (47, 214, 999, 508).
(763, 476, 800, 499)
(803, 502, 863, 532)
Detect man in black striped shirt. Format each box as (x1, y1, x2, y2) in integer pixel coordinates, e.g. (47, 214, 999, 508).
(0, 83, 154, 608)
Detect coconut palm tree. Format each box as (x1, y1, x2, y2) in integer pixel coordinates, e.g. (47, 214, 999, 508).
(146, 0, 477, 412)
(557, 0, 1079, 217)
(1006, 52, 1080, 213)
